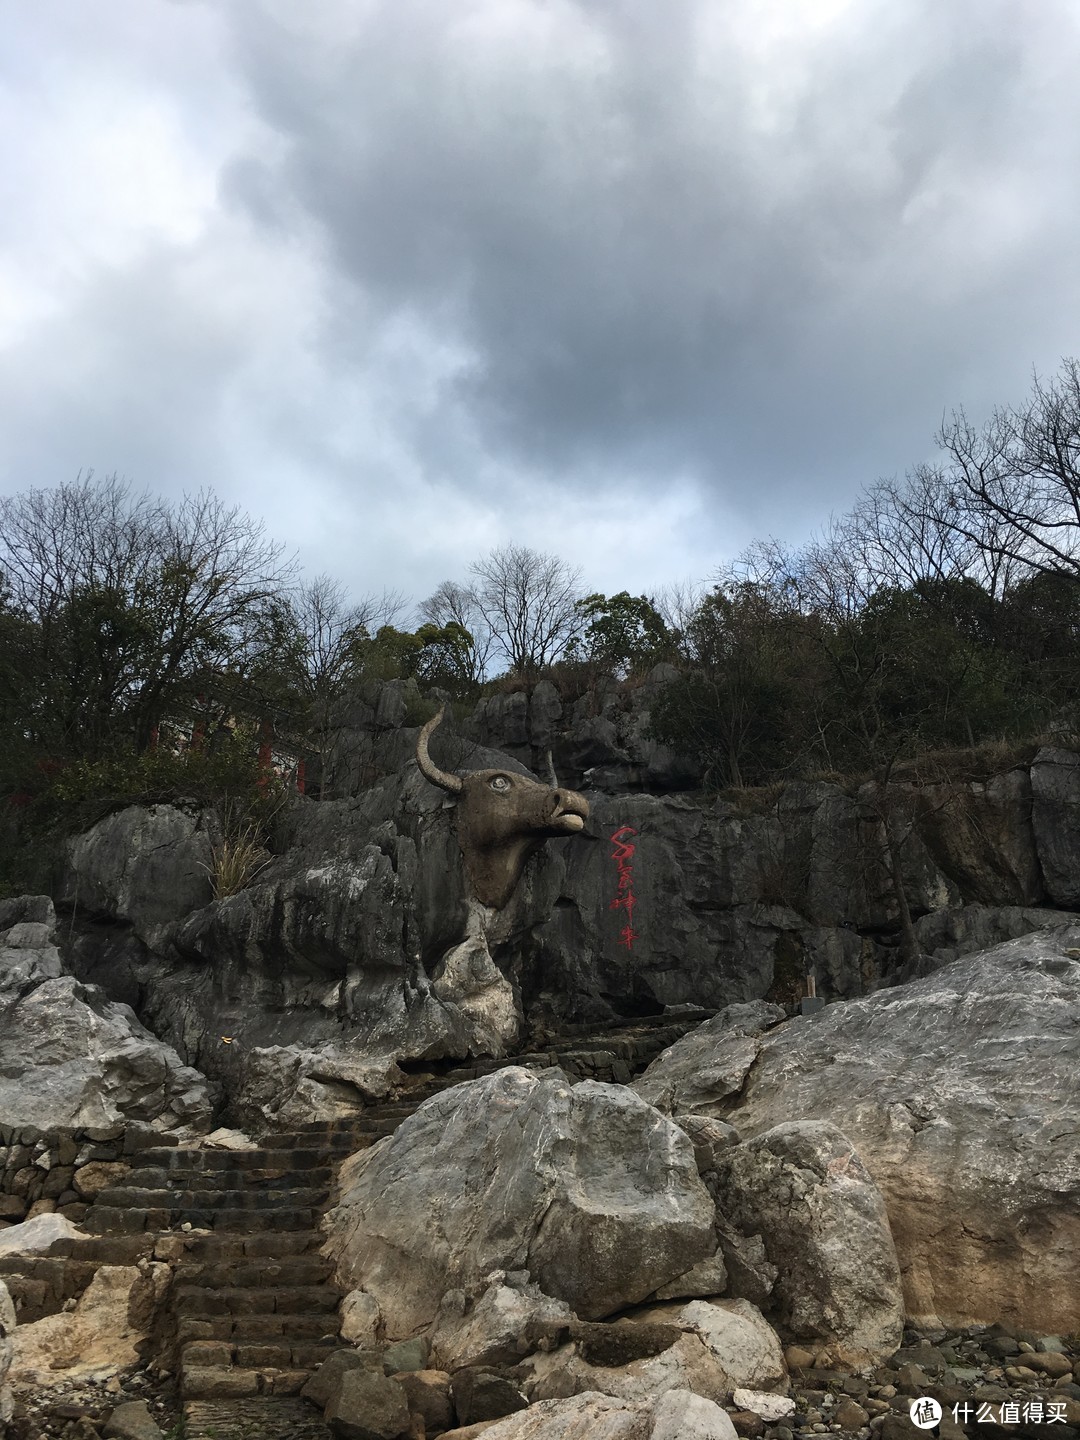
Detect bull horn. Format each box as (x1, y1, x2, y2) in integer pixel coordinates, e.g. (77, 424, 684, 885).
(545, 748, 559, 788)
(416, 706, 463, 794)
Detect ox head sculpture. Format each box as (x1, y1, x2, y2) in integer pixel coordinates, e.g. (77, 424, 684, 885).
(416, 706, 590, 910)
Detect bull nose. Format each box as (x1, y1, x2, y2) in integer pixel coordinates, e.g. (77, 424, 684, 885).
(552, 788, 589, 819)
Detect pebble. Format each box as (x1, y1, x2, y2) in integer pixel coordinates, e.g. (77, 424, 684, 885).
(9, 1361, 182, 1440)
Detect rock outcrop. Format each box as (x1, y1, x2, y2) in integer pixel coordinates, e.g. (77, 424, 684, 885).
(10, 1262, 171, 1386)
(56, 728, 1080, 1135)
(322, 1068, 717, 1338)
(709, 1121, 904, 1364)
(0, 1278, 13, 1430)
(0, 897, 212, 1133)
(635, 931, 1080, 1333)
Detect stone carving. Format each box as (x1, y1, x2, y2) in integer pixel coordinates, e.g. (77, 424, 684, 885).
(415, 706, 590, 909)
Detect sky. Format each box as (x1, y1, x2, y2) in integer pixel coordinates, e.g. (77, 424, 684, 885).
(3, 0, 1079, 615)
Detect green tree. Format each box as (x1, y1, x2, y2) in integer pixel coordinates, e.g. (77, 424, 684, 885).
(567, 592, 672, 676)
(648, 582, 819, 788)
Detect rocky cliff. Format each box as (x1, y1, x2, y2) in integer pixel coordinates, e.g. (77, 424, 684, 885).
(47, 689, 1080, 1129)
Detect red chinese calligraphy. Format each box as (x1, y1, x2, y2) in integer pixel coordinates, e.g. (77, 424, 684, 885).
(609, 825, 640, 949)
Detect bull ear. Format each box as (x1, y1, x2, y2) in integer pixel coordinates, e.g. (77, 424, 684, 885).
(416, 706, 463, 794)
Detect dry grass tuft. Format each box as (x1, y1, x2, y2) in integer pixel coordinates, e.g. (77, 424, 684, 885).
(200, 822, 271, 900)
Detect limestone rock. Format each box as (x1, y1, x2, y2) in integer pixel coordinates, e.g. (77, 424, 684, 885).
(450, 1368, 529, 1425)
(633, 1003, 787, 1117)
(1030, 748, 1080, 906)
(324, 1366, 411, 1440)
(323, 1068, 716, 1336)
(649, 1389, 738, 1440)
(394, 1369, 453, 1436)
(461, 1391, 648, 1437)
(0, 1278, 14, 1430)
(670, 1300, 787, 1393)
(302, 1350, 384, 1409)
(646, 931, 1080, 1332)
(431, 1276, 574, 1371)
(526, 1299, 785, 1408)
(652, 1251, 728, 1302)
(73, 1162, 131, 1198)
(59, 740, 1080, 1119)
(0, 904, 212, 1133)
(730, 1390, 795, 1422)
(63, 805, 213, 951)
(10, 1263, 170, 1384)
(102, 1399, 167, 1439)
(457, 1387, 737, 1438)
(0, 1213, 86, 1256)
(340, 1289, 383, 1348)
(711, 1121, 904, 1364)
(528, 1332, 733, 1407)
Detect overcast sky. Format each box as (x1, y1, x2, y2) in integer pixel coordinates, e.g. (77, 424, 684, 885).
(3, 0, 1078, 614)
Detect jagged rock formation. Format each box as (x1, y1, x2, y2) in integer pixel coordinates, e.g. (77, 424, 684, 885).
(53, 716, 1080, 1126)
(0, 896, 212, 1134)
(322, 1068, 717, 1337)
(634, 933, 1080, 1334)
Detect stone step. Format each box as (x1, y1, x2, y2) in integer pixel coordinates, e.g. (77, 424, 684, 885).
(94, 1184, 327, 1210)
(179, 1231, 324, 1261)
(181, 1337, 340, 1372)
(83, 1204, 319, 1234)
(173, 1284, 341, 1317)
(178, 1257, 335, 1288)
(44, 1235, 156, 1262)
(177, 1312, 341, 1344)
(181, 1365, 311, 1399)
(138, 1146, 330, 1170)
(125, 1164, 333, 1189)
(184, 1395, 334, 1437)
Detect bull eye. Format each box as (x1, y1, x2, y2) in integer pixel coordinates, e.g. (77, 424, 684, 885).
(489, 775, 512, 792)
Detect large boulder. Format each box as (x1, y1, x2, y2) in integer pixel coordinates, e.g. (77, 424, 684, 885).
(635, 930, 1080, 1332)
(442, 1389, 737, 1440)
(526, 1299, 786, 1407)
(710, 1121, 904, 1364)
(63, 805, 213, 950)
(322, 1068, 716, 1336)
(0, 900, 212, 1132)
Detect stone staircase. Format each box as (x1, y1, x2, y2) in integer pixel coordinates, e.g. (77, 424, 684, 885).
(69, 1012, 712, 1429)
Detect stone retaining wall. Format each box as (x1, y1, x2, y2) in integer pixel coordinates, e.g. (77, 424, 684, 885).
(0, 1123, 175, 1230)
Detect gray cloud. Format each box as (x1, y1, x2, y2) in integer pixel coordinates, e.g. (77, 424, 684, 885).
(2, 0, 1079, 605)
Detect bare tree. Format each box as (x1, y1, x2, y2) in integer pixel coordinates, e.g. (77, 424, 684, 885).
(654, 579, 708, 656)
(0, 473, 297, 754)
(416, 578, 495, 683)
(924, 358, 1080, 584)
(467, 545, 585, 677)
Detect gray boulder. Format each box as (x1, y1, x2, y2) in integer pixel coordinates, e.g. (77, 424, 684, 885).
(710, 1121, 904, 1364)
(323, 1366, 410, 1440)
(64, 805, 213, 951)
(633, 1003, 786, 1117)
(0, 900, 212, 1132)
(323, 1068, 716, 1336)
(102, 1400, 166, 1440)
(636, 929, 1080, 1333)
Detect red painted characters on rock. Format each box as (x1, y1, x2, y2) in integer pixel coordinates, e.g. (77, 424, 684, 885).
(609, 825, 640, 950)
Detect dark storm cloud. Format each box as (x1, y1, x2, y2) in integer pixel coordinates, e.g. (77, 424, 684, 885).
(3, 0, 1079, 606)
(216, 0, 1080, 540)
